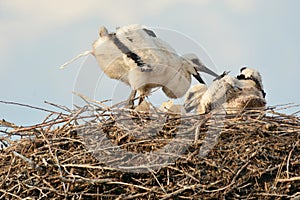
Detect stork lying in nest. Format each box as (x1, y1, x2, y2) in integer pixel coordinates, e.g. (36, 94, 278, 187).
(184, 67, 266, 114)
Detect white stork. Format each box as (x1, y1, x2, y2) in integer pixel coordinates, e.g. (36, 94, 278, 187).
(92, 24, 218, 107)
(184, 67, 266, 114)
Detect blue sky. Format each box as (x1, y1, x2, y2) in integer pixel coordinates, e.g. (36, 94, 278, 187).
(1, 0, 299, 126)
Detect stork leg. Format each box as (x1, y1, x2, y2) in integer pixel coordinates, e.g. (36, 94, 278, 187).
(138, 95, 145, 105)
(126, 90, 137, 108)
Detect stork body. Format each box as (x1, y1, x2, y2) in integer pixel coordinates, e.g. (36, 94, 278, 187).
(184, 68, 266, 114)
(92, 24, 218, 107)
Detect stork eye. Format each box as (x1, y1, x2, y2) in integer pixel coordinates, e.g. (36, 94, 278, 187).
(237, 74, 245, 80)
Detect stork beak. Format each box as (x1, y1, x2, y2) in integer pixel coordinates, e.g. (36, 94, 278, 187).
(190, 58, 219, 78)
(182, 53, 219, 78)
(194, 64, 219, 78)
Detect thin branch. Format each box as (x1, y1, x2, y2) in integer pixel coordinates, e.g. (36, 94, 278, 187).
(0, 100, 67, 116)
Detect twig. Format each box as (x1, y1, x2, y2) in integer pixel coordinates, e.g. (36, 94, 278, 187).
(286, 141, 299, 179)
(277, 177, 300, 182)
(10, 118, 70, 133)
(149, 168, 167, 194)
(59, 50, 92, 69)
(73, 92, 110, 111)
(39, 129, 67, 197)
(60, 176, 113, 184)
(0, 189, 22, 199)
(0, 100, 67, 116)
(44, 101, 73, 113)
(107, 181, 152, 191)
(161, 185, 196, 200)
(59, 106, 87, 130)
(206, 161, 251, 193)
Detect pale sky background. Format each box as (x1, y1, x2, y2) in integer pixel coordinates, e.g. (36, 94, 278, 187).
(1, 0, 299, 126)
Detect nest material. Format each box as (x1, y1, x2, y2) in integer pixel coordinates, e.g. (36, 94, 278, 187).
(0, 101, 299, 200)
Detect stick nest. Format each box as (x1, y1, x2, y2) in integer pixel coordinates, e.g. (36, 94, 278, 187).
(0, 101, 299, 199)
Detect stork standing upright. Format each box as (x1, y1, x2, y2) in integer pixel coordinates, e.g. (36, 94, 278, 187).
(184, 67, 266, 114)
(92, 24, 218, 107)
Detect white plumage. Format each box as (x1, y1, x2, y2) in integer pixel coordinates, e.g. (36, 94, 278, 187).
(92, 24, 218, 106)
(184, 67, 266, 114)
(159, 100, 186, 115)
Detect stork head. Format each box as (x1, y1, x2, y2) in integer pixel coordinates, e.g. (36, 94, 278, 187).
(99, 26, 109, 37)
(237, 67, 266, 98)
(92, 26, 111, 55)
(181, 53, 219, 85)
(182, 54, 219, 77)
